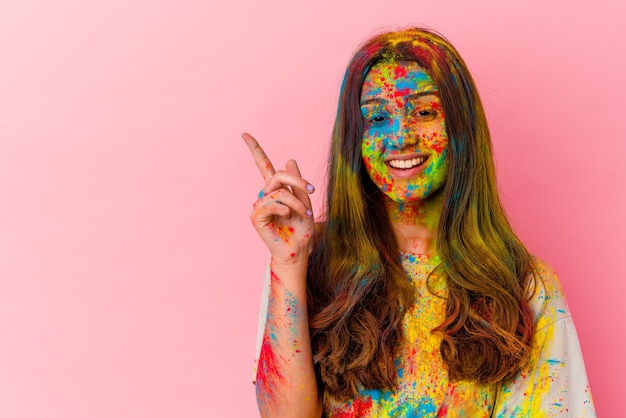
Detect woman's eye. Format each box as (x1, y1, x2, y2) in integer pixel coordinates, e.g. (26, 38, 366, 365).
(418, 108, 438, 117)
(364, 114, 388, 124)
(413, 108, 438, 120)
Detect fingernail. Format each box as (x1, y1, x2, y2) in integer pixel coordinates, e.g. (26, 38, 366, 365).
(258, 189, 265, 199)
(306, 184, 315, 192)
(306, 209, 313, 217)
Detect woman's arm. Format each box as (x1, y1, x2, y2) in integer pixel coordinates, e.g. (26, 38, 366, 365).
(244, 133, 322, 417)
(256, 260, 322, 418)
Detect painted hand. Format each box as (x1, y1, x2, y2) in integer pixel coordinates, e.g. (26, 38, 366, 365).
(243, 132, 315, 265)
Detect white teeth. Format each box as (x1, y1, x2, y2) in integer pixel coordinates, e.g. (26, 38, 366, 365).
(389, 157, 425, 169)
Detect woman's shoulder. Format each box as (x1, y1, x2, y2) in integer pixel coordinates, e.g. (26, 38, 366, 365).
(528, 255, 572, 330)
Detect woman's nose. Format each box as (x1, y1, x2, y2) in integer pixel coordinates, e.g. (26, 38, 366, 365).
(385, 118, 419, 150)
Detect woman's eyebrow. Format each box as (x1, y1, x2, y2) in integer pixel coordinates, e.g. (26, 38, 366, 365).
(405, 91, 439, 102)
(360, 97, 384, 107)
(360, 90, 439, 107)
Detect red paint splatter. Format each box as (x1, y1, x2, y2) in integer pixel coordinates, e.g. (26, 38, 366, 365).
(353, 396, 374, 415)
(437, 404, 449, 417)
(270, 271, 283, 285)
(256, 335, 286, 408)
(394, 65, 407, 78)
(431, 140, 446, 153)
(330, 396, 374, 417)
(393, 87, 411, 97)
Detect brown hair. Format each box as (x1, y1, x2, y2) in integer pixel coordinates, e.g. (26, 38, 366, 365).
(307, 27, 536, 400)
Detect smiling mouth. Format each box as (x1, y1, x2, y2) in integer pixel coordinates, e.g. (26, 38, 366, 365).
(387, 157, 426, 169)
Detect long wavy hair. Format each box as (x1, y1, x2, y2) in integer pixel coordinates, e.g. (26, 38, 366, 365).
(306, 27, 536, 401)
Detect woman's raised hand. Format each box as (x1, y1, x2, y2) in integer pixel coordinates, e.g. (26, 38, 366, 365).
(243, 133, 315, 265)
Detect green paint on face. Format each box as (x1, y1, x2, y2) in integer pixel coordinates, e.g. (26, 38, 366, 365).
(360, 60, 449, 203)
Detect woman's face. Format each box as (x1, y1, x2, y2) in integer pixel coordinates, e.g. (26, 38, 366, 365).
(360, 60, 449, 203)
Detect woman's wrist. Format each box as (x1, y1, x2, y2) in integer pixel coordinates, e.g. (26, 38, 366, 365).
(270, 251, 308, 268)
(270, 255, 308, 284)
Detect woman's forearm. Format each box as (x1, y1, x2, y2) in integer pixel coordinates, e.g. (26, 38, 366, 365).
(255, 260, 322, 418)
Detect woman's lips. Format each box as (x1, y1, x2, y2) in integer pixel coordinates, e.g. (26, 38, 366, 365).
(385, 154, 429, 179)
(388, 156, 426, 169)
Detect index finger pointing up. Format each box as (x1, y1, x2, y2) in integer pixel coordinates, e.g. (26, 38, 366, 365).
(242, 132, 276, 181)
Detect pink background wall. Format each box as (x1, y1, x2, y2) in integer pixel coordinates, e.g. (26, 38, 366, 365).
(0, 0, 623, 416)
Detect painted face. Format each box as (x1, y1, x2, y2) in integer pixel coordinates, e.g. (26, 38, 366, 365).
(360, 61, 449, 203)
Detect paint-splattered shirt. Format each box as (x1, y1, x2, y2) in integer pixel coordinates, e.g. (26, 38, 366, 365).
(322, 254, 595, 417)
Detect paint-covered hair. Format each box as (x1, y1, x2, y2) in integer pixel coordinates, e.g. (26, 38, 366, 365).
(307, 27, 536, 400)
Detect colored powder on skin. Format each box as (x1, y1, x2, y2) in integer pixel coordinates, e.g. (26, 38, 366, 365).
(272, 224, 295, 244)
(283, 289, 301, 354)
(257, 271, 304, 412)
(360, 61, 449, 204)
(353, 397, 374, 415)
(394, 64, 407, 78)
(327, 396, 374, 417)
(256, 335, 286, 410)
(386, 192, 443, 236)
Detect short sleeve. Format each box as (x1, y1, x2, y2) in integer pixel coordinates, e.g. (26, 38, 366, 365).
(252, 262, 271, 383)
(493, 259, 596, 417)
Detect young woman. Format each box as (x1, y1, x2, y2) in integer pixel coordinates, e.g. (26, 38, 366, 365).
(244, 27, 595, 417)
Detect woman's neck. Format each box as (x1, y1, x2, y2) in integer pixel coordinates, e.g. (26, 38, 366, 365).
(385, 191, 443, 256)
